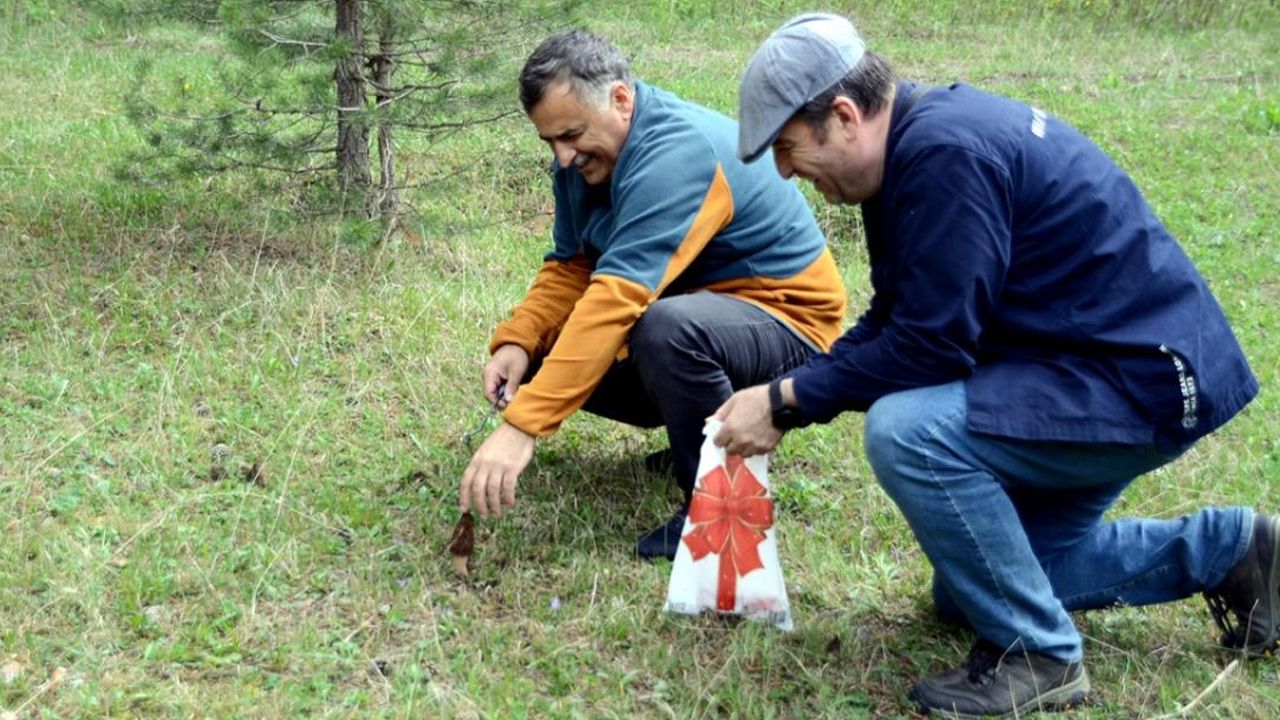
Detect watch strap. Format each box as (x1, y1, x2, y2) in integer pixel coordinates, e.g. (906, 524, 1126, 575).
(768, 377, 785, 413)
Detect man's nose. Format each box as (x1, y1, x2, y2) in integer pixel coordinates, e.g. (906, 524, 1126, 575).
(553, 142, 577, 169)
(774, 154, 794, 180)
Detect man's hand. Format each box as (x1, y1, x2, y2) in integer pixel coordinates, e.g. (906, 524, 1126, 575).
(484, 344, 530, 409)
(460, 422, 535, 518)
(712, 383, 783, 457)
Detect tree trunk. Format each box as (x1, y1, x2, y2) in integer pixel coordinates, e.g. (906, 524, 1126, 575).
(374, 28, 397, 217)
(335, 0, 370, 200)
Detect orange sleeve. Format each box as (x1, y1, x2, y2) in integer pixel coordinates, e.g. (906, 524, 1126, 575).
(488, 254, 593, 358)
(503, 166, 734, 437)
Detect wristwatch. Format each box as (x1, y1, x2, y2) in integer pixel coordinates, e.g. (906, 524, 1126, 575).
(768, 377, 806, 430)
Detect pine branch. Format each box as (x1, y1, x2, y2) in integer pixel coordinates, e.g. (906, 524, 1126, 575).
(255, 28, 329, 53)
(363, 78, 460, 96)
(393, 108, 519, 132)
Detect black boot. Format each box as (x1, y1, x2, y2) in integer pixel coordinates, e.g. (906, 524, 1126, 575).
(1204, 512, 1280, 658)
(910, 639, 1090, 718)
(635, 505, 687, 561)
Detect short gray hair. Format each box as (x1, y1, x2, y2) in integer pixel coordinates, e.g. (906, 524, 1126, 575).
(519, 30, 633, 113)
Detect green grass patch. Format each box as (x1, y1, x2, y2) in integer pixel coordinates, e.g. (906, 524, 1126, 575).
(2, 1, 1279, 717)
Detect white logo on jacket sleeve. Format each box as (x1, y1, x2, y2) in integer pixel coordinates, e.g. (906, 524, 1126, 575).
(1030, 108, 1047, 139)
(1160, 344, 1199, 430)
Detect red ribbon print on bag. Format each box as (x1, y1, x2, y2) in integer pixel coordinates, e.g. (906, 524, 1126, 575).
(682, 454, 774, 611)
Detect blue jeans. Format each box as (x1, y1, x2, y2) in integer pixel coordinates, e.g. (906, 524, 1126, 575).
(536, 291, 813, 498)
(865, 381, 1252, 662)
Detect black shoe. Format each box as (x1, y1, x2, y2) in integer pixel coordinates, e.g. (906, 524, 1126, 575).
(1205, 512, 1280, 658)
(910, 639, 1090, 718)
(643, 448, 674, 477)
(635, 506, 688, 561)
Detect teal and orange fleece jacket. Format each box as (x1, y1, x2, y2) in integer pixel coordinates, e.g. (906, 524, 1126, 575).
(491, 81, 847, 437)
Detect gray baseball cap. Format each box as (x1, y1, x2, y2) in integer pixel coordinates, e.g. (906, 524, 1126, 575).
(737, 13, 867, 163)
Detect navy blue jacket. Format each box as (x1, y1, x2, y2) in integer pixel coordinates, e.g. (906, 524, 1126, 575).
(789, 82, 1257, 445)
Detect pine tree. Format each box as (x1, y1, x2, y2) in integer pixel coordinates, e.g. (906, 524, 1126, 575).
(124, 0, 578, 218)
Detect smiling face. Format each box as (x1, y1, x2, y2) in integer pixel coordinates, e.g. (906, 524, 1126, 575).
(769, 95, 888, 206)
(771, 117, 854, 205)
(528, 81, 634, 185)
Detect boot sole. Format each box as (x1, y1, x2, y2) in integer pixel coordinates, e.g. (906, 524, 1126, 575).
(916, 672, 1091, 719)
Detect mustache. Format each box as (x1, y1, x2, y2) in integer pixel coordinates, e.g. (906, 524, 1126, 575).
(572, 154, 590, 168)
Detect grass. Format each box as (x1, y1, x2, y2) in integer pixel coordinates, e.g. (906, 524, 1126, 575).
(2, 0, 1279, 717)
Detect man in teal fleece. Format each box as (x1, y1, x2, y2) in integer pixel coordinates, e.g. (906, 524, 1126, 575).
(459, 30, 847, 559)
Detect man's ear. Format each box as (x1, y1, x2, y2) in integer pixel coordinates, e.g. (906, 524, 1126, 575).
(610, 81, 634, 119)
(829, 96, 863, 136)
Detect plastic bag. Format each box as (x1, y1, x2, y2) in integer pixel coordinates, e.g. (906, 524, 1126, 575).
(664, 419, 793, 631)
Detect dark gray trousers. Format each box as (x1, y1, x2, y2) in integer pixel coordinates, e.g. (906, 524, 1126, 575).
(547, 291, 815, 499)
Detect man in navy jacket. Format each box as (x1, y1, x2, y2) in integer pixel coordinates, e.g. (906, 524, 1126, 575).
(715, 12, 1272, 718)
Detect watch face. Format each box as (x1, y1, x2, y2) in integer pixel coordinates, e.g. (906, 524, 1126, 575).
(772, 405, 802, 431)
(768, 379, 801, 430)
